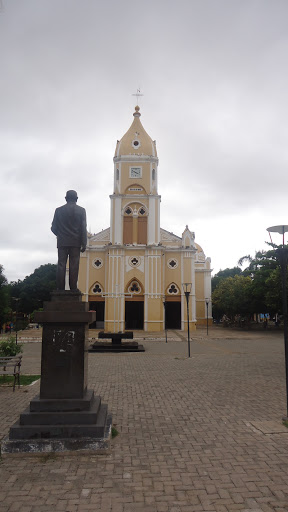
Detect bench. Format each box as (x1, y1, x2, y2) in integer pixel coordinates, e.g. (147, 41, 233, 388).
(98, 331, 133, 345)
(0, 356, 22, 391)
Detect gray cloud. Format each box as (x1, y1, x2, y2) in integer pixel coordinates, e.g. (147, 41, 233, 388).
(1, 0, 288, 281)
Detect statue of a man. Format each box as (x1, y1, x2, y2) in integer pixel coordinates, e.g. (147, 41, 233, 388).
(51, 190, 87, 291)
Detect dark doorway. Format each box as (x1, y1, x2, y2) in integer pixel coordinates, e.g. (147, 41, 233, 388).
(165, 302, 181, 329)
(89, 301, 105, 329)
(125, 301, 144, 330)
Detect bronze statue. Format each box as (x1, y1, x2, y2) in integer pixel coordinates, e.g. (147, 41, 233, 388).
(51, 190, 87, 290)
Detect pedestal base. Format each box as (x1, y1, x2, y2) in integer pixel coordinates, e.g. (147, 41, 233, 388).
(89, 341, 145, 353)
(1, 414, 112, 454)
(3, 291, 111, 454)
(8, 389, 108, 439)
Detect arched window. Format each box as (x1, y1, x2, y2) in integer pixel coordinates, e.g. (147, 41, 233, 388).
(123, 207, 133, 244)
(137, 207, 147, 244)
(123, 204, 148, 245)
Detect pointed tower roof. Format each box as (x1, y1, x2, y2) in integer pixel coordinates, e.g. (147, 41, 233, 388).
(114, 106, 157, 158)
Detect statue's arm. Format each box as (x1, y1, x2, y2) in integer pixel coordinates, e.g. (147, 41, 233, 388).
(51, 210, 58, 236)
(80, 209, 87, 252)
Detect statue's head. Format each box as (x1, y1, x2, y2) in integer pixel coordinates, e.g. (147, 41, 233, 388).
(65, 190, 78, 203)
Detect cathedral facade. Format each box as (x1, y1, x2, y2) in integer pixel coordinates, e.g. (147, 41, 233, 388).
(78, 106, 211, 332)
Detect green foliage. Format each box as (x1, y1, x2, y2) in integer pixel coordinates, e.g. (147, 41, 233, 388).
(0, 336, 23, 357)
(38, 453, 57, 463)
(111, 426, 119, 438)
(212, 246, 288, 320)
(10, 264, 57, 315)
(237, 255, 252, 267)
(265, 268, 283, 313)
(0, 265, 11, 328)
(212, 275, 252, 319)
(212, 267, 242, 292)
(241, 249, 281, 315)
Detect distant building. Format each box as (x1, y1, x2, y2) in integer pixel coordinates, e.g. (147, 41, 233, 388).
(78, 106, 211, 331)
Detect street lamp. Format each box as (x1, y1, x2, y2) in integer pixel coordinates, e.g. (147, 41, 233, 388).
(205, 298, 209, 336)
(267, 225, 288, 419)
(162, 297, 168, 343)
(182, 283, 192, 358)
(12, 297, 20, 345)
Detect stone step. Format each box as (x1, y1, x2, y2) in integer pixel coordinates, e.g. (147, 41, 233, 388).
(9, 404, 108, 440)
(20, 397, 101, 426)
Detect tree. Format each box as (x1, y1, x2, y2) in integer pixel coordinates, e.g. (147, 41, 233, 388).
(265, 268, 282, 314)
(212, 274, 252, 320)
(239, 249, 280, 315)
(0, 265, 11, 328)
(212, 267, 242, 292)
(10, 264, 57, 315)
(212, 247, 287, 322)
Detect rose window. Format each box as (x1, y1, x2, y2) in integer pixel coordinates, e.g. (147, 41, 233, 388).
(92, 258, 103, 269)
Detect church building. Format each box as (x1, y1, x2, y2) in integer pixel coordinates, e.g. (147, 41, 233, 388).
(78, 106, 212, 332)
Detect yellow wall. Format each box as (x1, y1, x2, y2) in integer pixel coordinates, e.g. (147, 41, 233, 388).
(120, 162, 151, 195)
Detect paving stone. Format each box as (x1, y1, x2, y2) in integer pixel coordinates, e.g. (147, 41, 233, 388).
(1, 328, 288, 511)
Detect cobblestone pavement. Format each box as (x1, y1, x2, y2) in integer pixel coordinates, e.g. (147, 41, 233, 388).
(1, 328, 288, 512)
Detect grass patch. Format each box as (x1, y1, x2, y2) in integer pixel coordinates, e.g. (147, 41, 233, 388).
(283, 420, 288, 429)
(0, 375, 40, 386)
(111, 426, 119, 439)
(38, 453, 57, 463)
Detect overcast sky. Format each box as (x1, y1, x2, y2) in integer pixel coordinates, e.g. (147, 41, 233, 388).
(1, 0, 288, 282)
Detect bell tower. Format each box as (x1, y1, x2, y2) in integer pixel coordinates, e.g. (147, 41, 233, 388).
(110, 106, 161, 246)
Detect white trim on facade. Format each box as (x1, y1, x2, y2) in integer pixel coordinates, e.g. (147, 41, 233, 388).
(114, 155, 158, 164)
(148, 197, 156, 245)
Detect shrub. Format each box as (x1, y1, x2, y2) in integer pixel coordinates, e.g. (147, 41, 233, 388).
(0, 336, 23, 357)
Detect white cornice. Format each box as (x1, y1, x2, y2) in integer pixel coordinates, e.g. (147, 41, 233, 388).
(109, 194, 161, 200)
(114, 155, 159, 164)
(86, 246, 107, 251)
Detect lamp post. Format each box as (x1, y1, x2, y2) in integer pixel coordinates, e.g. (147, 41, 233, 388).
(162, 297, 167, 343)
(12, 297, 20, 345)
(205, 298, 209, 336)
(267, 225, 288, 419)
(182, 283, 192, 358)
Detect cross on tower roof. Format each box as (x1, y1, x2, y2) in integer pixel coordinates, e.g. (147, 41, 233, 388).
(132, 88, 144, 104)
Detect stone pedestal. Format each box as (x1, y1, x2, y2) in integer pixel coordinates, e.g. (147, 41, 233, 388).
(2, 291, 111, 454)
(89, 330, 145, 353)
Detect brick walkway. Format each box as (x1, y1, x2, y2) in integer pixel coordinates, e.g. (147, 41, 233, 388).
(1, 328, 288, 511)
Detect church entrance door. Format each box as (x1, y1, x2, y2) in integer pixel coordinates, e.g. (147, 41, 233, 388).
(125, 300, 144, 330)
(89, 301, 105, 329)
(165, 302, 181, 329)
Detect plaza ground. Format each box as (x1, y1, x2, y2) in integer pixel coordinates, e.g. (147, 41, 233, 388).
(1, 327, 288, 512)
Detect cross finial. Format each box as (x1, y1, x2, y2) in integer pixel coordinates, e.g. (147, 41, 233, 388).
(132, 88, 144, 104)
